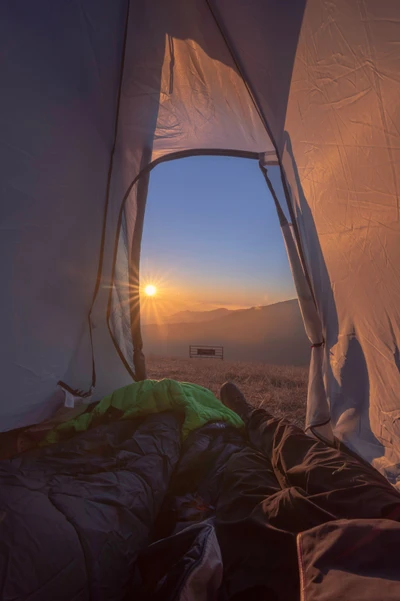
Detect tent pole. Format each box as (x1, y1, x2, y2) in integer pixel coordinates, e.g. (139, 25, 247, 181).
(129, 153, 151, 381)
(259, 162, 334, 445)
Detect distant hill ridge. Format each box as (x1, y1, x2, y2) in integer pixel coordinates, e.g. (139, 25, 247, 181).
(142, 299, 310, 366)
(164, 307, 233, 324)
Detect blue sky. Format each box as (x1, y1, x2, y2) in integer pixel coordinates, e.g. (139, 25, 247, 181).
(140, 155, 295, 319)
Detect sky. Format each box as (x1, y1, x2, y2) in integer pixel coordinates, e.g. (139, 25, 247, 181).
(140, 155, 295, 323)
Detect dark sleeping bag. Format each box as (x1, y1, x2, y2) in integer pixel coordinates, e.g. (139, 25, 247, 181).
(1, 400, 400, 600)
(0, 413, 247, 601)
(0, 413, 183, 601)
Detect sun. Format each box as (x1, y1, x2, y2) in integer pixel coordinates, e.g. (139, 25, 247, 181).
(144, 284, 157, 297)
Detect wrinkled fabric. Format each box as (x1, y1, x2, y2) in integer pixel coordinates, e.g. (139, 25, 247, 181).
(216, 408, 400, 600)
(0, 414, 245, 601)
(0, 414, 182, 601)
(283, 0, 400, 477)
(1, 406, 400, 600)
(2, 0, 400, 491)
(298, 519, 400, 601)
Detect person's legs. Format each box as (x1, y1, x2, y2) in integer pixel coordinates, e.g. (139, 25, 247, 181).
(249, 409, 400, 520)
(216, 447, 299, 601)
(218, 383, 400, 599)
(215, 444, 341, 600)
(221, 382, 400, 521)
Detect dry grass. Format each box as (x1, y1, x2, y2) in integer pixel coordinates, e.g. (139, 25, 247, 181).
(147, 355, 308, 428)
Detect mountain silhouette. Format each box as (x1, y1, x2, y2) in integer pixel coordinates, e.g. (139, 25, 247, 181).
(142, 299, 310, 366)
(164, 307, 233, 324)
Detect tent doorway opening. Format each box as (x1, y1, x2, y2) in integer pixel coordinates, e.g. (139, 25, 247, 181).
(137, 155, 309, 370)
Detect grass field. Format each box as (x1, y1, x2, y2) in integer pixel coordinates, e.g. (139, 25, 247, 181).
(147, 355, 308, 428)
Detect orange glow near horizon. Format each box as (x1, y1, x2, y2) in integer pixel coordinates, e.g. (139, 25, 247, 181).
(140, 272, 179, 324)
(112, 259, 293, 327)
(112, 266, 292, 328)
(138, 265, 289, 325)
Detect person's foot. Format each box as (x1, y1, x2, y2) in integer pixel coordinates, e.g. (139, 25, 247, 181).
(220, 382, 253, 420)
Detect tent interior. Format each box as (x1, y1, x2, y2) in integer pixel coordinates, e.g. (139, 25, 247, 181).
(1, 0, 400, 597)
(3, 0, 400, 479)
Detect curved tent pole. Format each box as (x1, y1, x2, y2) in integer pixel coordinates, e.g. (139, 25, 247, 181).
(100, 0, 332, 443)
(106, 149, 261, 382)
(128, 149, 152, 382)
(108, 147, 334, 446)
(94, 0, 317, 402)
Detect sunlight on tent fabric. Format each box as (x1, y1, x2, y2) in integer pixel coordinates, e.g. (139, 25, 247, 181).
(150, 33, 275, 161)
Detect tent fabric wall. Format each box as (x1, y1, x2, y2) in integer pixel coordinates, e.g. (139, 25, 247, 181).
(1, 0, 400, 483)
(0, 1, 129, 430)
(0, 0, 291, 430)
(211, 0, 307, 153)
(283, 0, 400, 478)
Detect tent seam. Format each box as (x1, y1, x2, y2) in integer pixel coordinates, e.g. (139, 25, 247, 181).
(84, 0, 131, 392)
